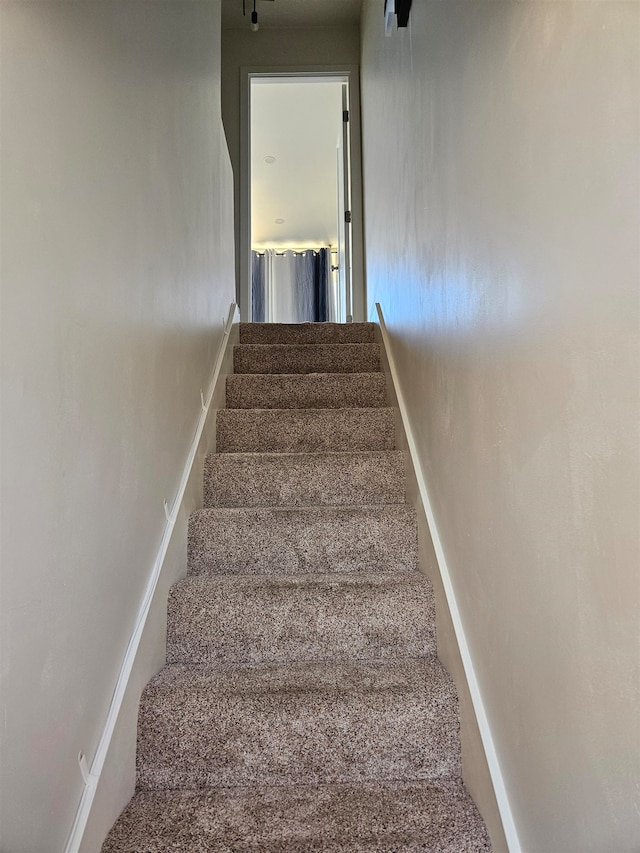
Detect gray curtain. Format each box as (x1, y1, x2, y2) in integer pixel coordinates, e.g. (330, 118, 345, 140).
(251, 249, 330, 323)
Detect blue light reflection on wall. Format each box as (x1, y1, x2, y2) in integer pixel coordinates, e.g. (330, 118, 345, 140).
(367, 247, 527, 353)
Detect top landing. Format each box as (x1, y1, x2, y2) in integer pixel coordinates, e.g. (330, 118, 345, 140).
(239, 322, 376, 346)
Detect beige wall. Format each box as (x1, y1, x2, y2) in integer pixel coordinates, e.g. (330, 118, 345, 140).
(0, 2, 234, 850)
(361, 2, 639, 851)
(221, 26, 360, 299)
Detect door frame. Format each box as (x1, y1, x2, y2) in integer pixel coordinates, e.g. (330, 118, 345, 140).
(240, 65, 365, 322)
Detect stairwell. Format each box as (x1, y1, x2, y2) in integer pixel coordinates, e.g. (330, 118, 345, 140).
(103, 322, 491, 851)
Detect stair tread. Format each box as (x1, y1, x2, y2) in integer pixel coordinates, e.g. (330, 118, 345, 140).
(142, 657, 455, 696)
(137, 658, 460, 789)
(188, 504, 418, 575)
(216, 407, 395, 453)
(234, 343, 380, 374)
(172, 569, 431, 590)
(203, 451, 406, 507)
(103, 780, 491, 852)
(206, 449, 402, 458)
(226, 372, 387, 409)
(239, 321, 377, 344)
(166, 571, 436, 665)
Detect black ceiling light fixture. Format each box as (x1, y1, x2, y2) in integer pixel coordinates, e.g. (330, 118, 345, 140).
(242, 0, 274, 32)
(241, 0, 259, 31)
(396, 0, 412, 27)
(384, 0, 412, 34)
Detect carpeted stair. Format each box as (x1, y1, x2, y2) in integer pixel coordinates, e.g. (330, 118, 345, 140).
(103, 322, 492, 852)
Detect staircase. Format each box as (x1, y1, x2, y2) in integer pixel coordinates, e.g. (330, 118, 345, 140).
(103, 322, 491, 852)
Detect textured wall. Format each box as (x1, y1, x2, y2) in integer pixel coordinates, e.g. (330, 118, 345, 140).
(360, 2, 639, 851)
(0, 2, 234, 850)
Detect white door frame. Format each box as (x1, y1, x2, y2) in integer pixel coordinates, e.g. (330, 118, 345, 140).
(240, 65, 365, 322)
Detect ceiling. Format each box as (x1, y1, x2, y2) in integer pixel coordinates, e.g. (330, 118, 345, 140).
(221, 0, 362, 30)
(228, 0, 361, 249)
(251, 80, 344, 248)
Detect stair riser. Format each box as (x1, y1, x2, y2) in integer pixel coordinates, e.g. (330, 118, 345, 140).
(188, 506, 418, 576)
(226, 373, 387, 410)
(239, 322, 376, 345)
(166, 575, 436, 665)
(216, 409, 395, 454)
(137, 666, 461, 790)
(234, 344, 380, 375)
(203, 452, 406, 508)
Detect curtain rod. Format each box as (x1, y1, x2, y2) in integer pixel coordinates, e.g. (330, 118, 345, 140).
(252, 248, 338, 255)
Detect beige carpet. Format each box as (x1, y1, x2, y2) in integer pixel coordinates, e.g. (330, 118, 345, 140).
(102, 322, 492, 851)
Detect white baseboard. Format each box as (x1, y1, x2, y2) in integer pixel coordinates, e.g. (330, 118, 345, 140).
(65, 303, 239, 853)
(375, 303, 521, 853)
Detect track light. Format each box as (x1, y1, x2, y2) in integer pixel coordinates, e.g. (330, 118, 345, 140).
(243, 0, 272, 32)
(250, 0, 259, 31)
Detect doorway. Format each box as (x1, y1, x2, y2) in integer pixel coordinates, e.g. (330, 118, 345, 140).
(240, 68, 364, 323)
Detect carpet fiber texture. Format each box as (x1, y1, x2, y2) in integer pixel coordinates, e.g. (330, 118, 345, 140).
(226, 372, 387, 410)
(203, 450, 406, 508)
(103, 322, 492, 851)
(234, 343, 381, 374)
(187, 505, 419, 575)
(216, 407, 395, 453)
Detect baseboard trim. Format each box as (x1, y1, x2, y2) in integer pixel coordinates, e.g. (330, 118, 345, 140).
(375, 303, 522, 853)
(64, 303, 239, 853)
